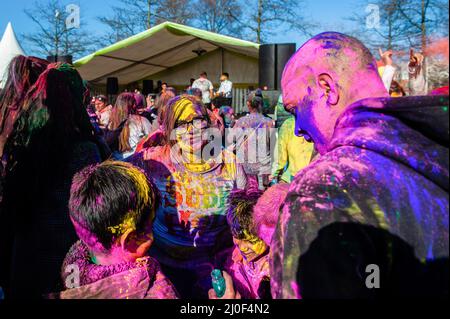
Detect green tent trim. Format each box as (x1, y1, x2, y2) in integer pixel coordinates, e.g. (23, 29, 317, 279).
(74, 21, 260, 67)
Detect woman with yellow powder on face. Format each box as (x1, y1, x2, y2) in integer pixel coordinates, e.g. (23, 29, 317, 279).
(128, 96, 247, 298)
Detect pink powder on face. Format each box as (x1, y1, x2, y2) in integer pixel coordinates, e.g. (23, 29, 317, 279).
(258, 224, 275, 246)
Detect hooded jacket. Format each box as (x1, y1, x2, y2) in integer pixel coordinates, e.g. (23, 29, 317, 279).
(226, 247, 271, 299)
(53, 241, 178, 299)
(271, 95, 449, 299)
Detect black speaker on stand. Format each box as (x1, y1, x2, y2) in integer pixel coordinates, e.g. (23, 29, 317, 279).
(46, 55, 73, 64)
(107, 77, 119, 95)
(142, 80, 154, 95)
(107, 77, 119, 105)
(259, 45, 276, 90)
(258, 43, 296, 90)
(276, 44, 296, 88)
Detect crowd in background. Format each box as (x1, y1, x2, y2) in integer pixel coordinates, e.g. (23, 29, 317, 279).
(0, 31, 448, 300)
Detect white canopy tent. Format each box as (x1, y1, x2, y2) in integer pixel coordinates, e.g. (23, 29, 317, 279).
(75, 22, 260, 111)
(75, 22, 259, 86)
(0, 22, 25, 89)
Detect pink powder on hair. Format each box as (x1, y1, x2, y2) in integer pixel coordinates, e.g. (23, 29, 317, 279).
(253, 183, 290, 245)
(95, 195, 104, 207)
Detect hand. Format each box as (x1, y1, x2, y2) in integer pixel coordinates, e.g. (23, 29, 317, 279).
(378, 48, 393, 66)
(409, 48, 423, 67)
(409, 48, 417, 66)
(208, 271, 241, 299)
(268, 175, 279, 186)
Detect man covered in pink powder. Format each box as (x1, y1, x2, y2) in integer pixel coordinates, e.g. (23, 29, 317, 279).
(272, 32, 449, 299)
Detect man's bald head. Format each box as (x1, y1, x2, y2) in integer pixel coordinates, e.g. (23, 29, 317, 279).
(281, 32, 388, 154)
(297, 32, 375, 69)
(282, 32, 382, 107)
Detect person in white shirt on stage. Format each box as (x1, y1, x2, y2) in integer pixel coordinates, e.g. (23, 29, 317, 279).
(192, 71, 214, 108)
(215, 72, 233, 107)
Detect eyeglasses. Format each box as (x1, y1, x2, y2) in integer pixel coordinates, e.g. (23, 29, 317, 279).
(175, 118, 208, 133)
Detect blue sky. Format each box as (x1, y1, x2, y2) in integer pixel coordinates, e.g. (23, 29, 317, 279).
(0, 0, 362, 56)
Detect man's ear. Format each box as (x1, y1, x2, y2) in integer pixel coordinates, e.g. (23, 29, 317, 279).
(318, 73, 339, 105)
(120, 228, 153, 257)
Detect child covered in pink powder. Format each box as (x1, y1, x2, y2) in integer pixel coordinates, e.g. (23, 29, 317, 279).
(225, 186, 287, 299)
(52, 161, 178, 299)
(224, 184, 290, 299)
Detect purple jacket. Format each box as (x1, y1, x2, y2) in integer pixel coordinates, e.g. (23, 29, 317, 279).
(53, 241, 179, 299)
(272, 95, 449, 298)
(226, 247, 271, 299)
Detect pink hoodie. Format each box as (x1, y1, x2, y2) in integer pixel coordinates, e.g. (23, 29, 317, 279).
(52, 241, 178, 299)
(225, 247, 271, 299)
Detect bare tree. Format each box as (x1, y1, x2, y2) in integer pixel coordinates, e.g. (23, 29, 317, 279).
(347, 0, 408, 52)
(99, 0, 157, 44)
(393, 0, 448, 91)
(346, 0, 448, 57)
(156, 0, 196, 24)
(98, 6, 148, 44)
(427, 56, 449, 89)
(396, 0, 449, 53)
(99, 0, 195, 44)
(22, 0, 94, 59)
(230, 0, 316, 44)
(193, 0, 243, 36)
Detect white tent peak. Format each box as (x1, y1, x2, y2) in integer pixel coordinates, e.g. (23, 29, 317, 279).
(0, 22, 26, 88)
(0, 22, 25, 55)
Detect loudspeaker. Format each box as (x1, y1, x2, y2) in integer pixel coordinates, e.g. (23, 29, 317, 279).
(57, 55, 73, 64)
(47, 56, 57, 63)
(142, 80, 154, 95)
(46, 55, 73, 64)
(259, 45, 276, 90)
(106, 77, 119, 95)
(259, 43, 296, 90)
(276, 44, 296, 88)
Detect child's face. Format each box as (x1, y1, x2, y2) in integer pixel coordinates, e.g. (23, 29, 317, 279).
(83, 216, 154, 265)
(233, 233, 267, 262)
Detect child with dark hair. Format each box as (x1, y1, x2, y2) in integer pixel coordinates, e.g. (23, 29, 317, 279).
(55, 161, 178, 299)
(225, 189, 272, 299)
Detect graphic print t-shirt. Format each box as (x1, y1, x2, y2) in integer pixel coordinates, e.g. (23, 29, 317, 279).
(192, 78, 214, 104)
(130, 145, 247, 266)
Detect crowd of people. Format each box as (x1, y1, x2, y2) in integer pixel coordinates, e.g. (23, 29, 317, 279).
(0, 32, 448, 300)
